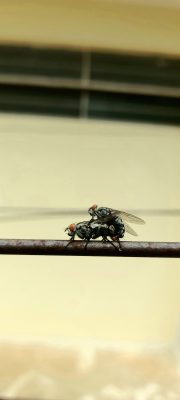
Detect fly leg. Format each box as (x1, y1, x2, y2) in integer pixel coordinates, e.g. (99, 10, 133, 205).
(84, 228, 93, 251)
(64, 235, 75, 250)
(113, 238, 122, 252)
(102, 236, 119, 253)
(88, 218, 94, 224)
(84, 239, 90, 251)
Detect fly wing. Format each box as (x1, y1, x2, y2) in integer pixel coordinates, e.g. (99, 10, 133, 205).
(119, 211, 145, 225)
(124, 222, 138, 236)
(95, 208, 145, 224)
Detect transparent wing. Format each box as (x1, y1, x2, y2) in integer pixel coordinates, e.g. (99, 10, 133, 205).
(117, 210, 145, 225)
(124, 222, 138, 236)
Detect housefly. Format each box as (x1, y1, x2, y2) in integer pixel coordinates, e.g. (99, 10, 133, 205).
(65, 205, 145, 251)
(65, 220, 115, 241)
(88, 204, 145, 237)
(65, 219, 124, 250)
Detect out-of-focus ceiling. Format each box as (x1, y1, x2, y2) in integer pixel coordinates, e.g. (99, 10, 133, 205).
(0, 0, 180, 55)
(96, 0, 180, 7)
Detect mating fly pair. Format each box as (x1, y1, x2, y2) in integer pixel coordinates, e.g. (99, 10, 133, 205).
(65, 205, 145, 250)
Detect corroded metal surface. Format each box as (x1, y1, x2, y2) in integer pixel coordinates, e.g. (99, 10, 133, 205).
(0, 239, 179, 257)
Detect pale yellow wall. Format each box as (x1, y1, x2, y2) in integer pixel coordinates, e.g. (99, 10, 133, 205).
(0, 113, 179, 344)
(0, 0, 180, 55)
(0, 0, 180, 348)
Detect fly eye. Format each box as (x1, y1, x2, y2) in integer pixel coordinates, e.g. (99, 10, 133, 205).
(69, 223, 75, 232)
(91, 204, 97, 210)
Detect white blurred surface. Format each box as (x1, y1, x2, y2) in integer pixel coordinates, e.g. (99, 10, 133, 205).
(0, 339, 179, 399)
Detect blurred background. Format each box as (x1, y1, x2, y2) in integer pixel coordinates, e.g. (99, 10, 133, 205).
(0, 0, 180, 399)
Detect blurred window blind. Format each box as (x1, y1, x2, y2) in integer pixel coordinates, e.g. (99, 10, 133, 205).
(0, 45, 180, 124)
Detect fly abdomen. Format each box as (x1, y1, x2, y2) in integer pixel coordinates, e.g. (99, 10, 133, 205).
(99, 224, 111, 238)
(112, 217, 125, 238)
(90, 222, 110, 240)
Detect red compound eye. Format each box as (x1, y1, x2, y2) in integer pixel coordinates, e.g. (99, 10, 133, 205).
(91, 204, 97, 210)
(69, 223, 75, 232)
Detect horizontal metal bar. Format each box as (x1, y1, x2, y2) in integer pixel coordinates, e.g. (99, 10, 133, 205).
(0, 240, 179, 257)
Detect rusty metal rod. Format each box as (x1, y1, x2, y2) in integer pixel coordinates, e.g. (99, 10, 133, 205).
(0, 239, 179, 257)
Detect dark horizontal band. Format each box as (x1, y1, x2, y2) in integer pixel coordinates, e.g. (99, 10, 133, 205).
(0, 45, 180, 124)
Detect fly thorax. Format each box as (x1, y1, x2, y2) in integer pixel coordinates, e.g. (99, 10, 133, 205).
(89, 221, 101, 239)
(77, 223, 91, 239)
(97, 207, 111, 218)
